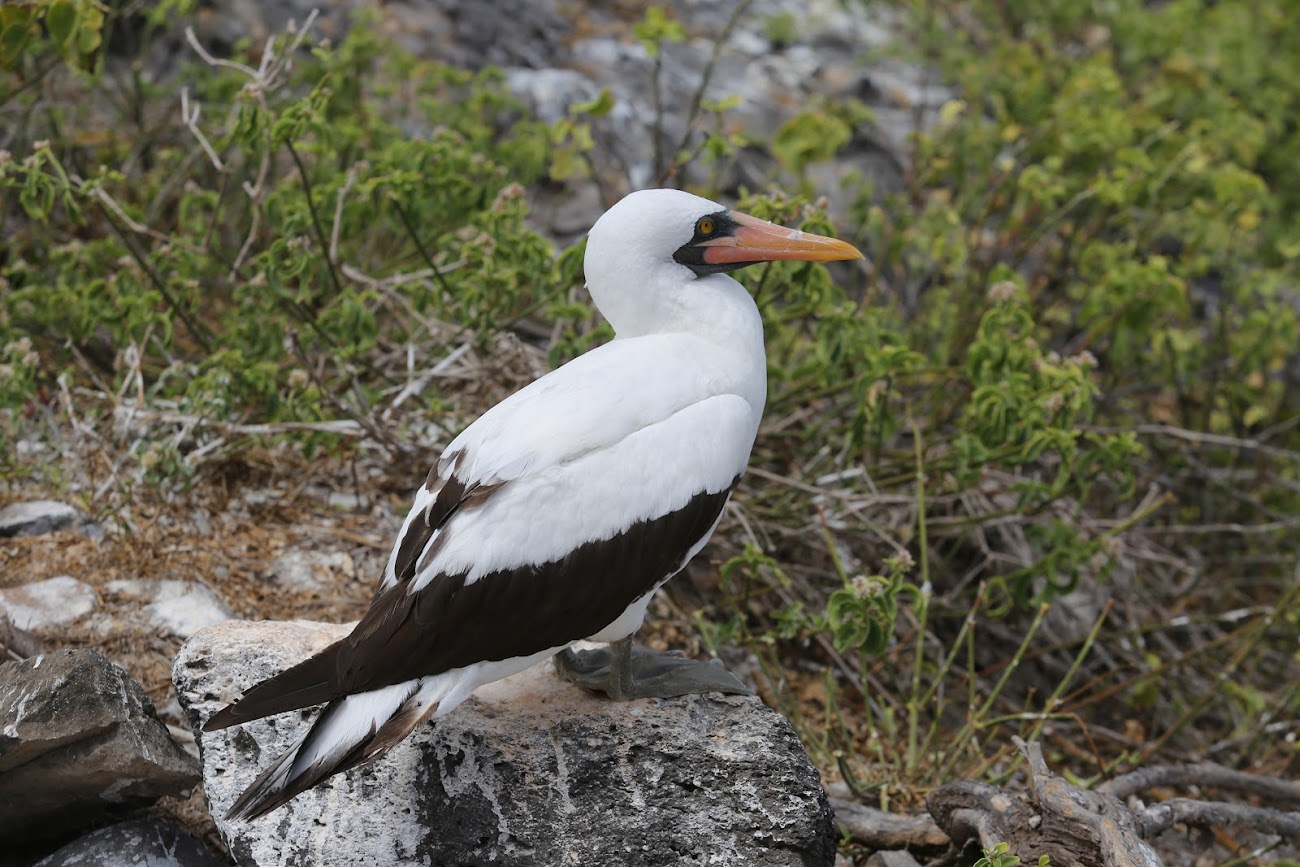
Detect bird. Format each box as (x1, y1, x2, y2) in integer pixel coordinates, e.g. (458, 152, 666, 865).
(204, 188, 863, 820)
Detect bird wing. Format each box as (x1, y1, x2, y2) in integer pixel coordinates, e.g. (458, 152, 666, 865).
(205, 336, 759, 732)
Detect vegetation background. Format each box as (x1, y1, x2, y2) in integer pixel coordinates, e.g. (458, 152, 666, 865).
(1, 0, 1297, 864)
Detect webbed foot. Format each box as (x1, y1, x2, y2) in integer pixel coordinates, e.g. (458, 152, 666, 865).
(555, 636, 751, 699)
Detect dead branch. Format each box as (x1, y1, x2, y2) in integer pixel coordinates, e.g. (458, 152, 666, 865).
(927, 738, 1300, 866)
(830, 797, 949, 850)
(927, 739, 1164, 867)
(1099, 761, 1300, 807)
(1135, 798, 1300, 839)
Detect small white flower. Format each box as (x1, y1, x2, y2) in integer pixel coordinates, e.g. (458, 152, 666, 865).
(5, 337, 32, 356)
(850, 575, 886, 599)
(886, 550, 915, 573)
(1072, 350, 1099, 369)
(987, 280, 1018, 302)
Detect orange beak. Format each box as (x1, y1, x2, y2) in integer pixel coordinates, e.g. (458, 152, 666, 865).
(696, 211, 864, 265)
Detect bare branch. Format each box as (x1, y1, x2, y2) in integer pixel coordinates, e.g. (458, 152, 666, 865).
(180, 88, 225, 171)
(1136, 799, 1300, 840)
(1100, 762, 1300, 806)
(831, 798, 948, 849)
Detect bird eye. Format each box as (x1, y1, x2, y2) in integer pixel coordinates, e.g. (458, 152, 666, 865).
(696, 217, 715, 236)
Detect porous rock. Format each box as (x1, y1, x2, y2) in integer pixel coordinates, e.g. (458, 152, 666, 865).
(175, 620, 836, 867)
(0, 649, 201, 840)
(0, 500, 78, 537)
(31, 819, 227, 867)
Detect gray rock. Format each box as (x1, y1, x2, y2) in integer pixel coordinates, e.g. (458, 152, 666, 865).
(0, 500, 78, 537)
(105, 579, 234, 638)
(864, 853, 923, 867)
(505, 67, 601, 123)
(175, 620, 836, 867)
(0, 649, 200, 840)
(269, 549, 356, 593)
(0, 576, 97, 633)
(31, 819, 226, 867)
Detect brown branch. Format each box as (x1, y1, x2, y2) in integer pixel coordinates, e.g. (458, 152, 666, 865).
(928, 740, 1166, 867)
(1100, 762, 1300, 807)
(830, 797, 949, 849)
(1135, 799, 1300, 840)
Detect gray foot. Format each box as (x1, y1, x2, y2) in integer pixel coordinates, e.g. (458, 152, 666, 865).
(555, 637, 752, 699)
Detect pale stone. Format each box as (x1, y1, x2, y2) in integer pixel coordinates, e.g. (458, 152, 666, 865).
(0, 576, 97, 633)
(106, 579, 234, 638)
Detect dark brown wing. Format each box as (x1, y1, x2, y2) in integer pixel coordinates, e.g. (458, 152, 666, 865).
(333, 479, 737, 692)
(205, 465, 736, 732)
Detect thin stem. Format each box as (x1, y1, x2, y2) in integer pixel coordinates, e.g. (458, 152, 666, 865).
(285, 140, 343, 297)
(392, 199, 454, 299)
(1025, 599, 1111, 744)
(905, 415, 931, 773)
(661, 0, 754, 185)
(95, 201, 214, 352)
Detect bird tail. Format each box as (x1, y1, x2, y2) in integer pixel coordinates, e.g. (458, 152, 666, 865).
(224, 678, 443, 821)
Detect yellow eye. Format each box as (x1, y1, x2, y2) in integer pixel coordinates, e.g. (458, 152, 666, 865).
(697, 217, 715, 236)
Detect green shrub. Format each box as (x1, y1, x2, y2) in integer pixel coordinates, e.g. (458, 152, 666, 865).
(1, 10, 559, 445)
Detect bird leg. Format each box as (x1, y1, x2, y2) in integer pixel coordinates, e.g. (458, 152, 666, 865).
(555, 636, 752, 699)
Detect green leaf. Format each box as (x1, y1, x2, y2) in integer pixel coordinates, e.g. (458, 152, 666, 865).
(571, 88, 615, 118)
(45, 1, 77, 47)
(634, 7, 685, 56)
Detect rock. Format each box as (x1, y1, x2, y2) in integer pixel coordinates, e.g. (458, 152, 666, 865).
(0, 649, 200, 840)
(505, 67, 600, 123)
(0, 500, 78, 537)
(864, 853, 924, 867)
(175, 620, 836, 867)
(31, 819, 226, 867)
(0, 576, 97, 633)
(269, 549, 356, 592)
(106, 579, 234, 638)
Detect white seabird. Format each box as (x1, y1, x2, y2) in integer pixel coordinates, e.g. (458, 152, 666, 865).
(207, 188, 864, 819)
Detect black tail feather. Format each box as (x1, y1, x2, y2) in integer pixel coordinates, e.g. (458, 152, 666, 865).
(204, 638, 347, 732)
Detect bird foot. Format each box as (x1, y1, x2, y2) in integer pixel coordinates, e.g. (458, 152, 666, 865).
(555, 643, 752, 699)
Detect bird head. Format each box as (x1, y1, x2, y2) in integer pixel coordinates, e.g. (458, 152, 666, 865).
(584, 189, 863, 336)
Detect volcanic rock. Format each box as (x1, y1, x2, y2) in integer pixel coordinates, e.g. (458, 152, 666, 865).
(175, 619, 836, 867)
(0, 649, 200, 840)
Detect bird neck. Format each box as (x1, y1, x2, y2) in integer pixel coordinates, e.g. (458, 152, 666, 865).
(589, 265, 765, 358)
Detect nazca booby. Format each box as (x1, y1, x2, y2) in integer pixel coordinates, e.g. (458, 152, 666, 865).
(206, 188, 863, 819)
